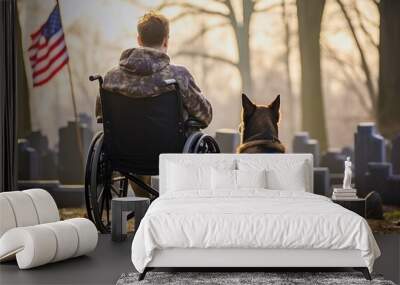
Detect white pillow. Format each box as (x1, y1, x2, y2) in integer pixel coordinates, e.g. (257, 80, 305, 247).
(236, 169, 267, 189)
(165, 159, 236, 193)
(211, 169, 267, 191)
(211, 168, 236, 190)
(237, 159, 308, 191)
(166, 162, 211, 191)
(266, 167, 306, 191)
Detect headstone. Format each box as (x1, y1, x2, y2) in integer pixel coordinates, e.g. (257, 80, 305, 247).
(341, 146, 354, 162)
(215, 129, 240, 153)
(56, 185, 85, 208)
(313, 167, 330, 196)
(364, 162, 400, 205)
(26, 131, 57, 179)
(320, 149, 346, 174)
(354, 123, 386, 192)
(392, 134, 400, 174)
(320, 149, 346, 187)
(58, 121, 93, 184)
(79, 113, 92, 127)
(292, 132, 320, 166)
(17, 139, 39, 180)
(365, 191, 383, 219)
(80, 122, 94, 159)
(387, 172, 400, 206)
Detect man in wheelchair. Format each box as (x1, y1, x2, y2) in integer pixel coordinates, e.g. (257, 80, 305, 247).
(86, 11, 219, 232)
(96, 11, 212, 128)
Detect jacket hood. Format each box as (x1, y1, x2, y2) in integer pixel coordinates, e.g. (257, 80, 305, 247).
(119, 47, 170, 76)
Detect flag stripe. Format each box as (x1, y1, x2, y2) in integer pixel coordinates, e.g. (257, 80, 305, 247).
(32, 46, 67, 77)
(30, 26, 43, 41)
(33, 52, 69, 82)
(29, 29, 63, 57)
(30, 35, 65, 67)
(33, 56, 69, 87)
(28, 34, 43, 51)
(28, 38, 48, 52)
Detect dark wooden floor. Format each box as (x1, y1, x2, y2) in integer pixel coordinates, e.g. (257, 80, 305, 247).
(1, 233, 398, 285)
(0, 234, 134, 285)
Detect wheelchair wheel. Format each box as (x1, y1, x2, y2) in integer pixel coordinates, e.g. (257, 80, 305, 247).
(85, 132, 129, 233)
(84, 131, 103, 222)
(184, 133, 220, 153)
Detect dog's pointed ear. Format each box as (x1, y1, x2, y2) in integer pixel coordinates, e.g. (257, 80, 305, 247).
(242, 93, 256, 117)
(269, 95, 280, 120)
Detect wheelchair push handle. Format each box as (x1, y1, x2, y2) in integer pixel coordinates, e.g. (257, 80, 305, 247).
(89, 74, 103, 87)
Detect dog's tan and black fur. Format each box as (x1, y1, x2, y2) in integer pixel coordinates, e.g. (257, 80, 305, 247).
(237, 94, 285, 153)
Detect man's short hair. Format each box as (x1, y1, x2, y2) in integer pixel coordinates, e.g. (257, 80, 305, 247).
(137, 11, 169, 47)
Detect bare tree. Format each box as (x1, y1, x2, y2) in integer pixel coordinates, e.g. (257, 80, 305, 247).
(280, 0, 295, 137)
(336, 0, 378, 114)
(323, 44, 373, 115)
(156, 0, 282, 98)
(297, 0, 327, 150)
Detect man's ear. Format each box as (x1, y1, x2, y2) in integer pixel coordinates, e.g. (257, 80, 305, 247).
(269, 95, 280, 121)
(163, 36, 169, 48)
(242, 93, 256, 118)
(137, 35, 143, 47)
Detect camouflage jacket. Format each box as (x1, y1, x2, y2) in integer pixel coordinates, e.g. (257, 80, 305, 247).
(96, 47, 212, 126)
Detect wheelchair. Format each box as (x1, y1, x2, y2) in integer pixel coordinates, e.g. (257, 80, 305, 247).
(85, 75, 220, 233)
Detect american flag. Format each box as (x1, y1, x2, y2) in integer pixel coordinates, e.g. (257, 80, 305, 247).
(28, 4, 68, 87)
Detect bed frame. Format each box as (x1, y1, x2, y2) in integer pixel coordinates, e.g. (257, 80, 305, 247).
(139, 248, 371, 280)
(137, 154, 373, 281)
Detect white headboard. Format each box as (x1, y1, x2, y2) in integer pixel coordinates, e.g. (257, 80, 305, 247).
(159, 154, 313, 195)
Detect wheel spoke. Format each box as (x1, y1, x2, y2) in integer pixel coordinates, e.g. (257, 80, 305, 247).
(105, 192, 110, 224)
(111, 184, 120, 196)
(97, 186, 105, 203)
(100, 189, 106, 217)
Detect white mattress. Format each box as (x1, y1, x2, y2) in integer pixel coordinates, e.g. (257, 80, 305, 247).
(131, 191, 380, 273)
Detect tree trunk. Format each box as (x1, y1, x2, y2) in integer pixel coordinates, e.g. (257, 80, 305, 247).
(236, 0, 253, 97)
(378, 0, 400, 139)
(282, 0, 295, 138)
(297, 0, 327, 150)
(237, 28, 252, 97)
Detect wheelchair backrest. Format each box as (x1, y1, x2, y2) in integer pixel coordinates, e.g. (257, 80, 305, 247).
(100, 88, 186, 175)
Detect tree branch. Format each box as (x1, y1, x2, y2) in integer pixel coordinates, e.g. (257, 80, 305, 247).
(168, 11, 201, 22)
(372, 0, 379, 10)
(254, 3, 282, 13)
(223, 0, 238, 30)
(336, 0, 377, 111)
(323, 44, 373, 113)
(353, 1, 378, 49)
(156, 1, 229, 18)
(181, 22, 229, 46)
(173, 50, 238, 67)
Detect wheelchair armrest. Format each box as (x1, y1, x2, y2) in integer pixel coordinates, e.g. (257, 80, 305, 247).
(185, 118, 206, 129)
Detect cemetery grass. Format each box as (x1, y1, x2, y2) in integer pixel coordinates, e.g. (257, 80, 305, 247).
(369, 205, 400, 233)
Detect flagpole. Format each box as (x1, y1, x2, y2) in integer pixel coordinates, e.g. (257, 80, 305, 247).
(56, 0, 84, 166)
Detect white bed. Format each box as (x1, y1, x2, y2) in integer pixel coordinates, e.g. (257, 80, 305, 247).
(131, 154, 380, 280)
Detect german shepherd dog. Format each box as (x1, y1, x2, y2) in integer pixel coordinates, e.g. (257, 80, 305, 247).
(237, 94, 285, 153)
